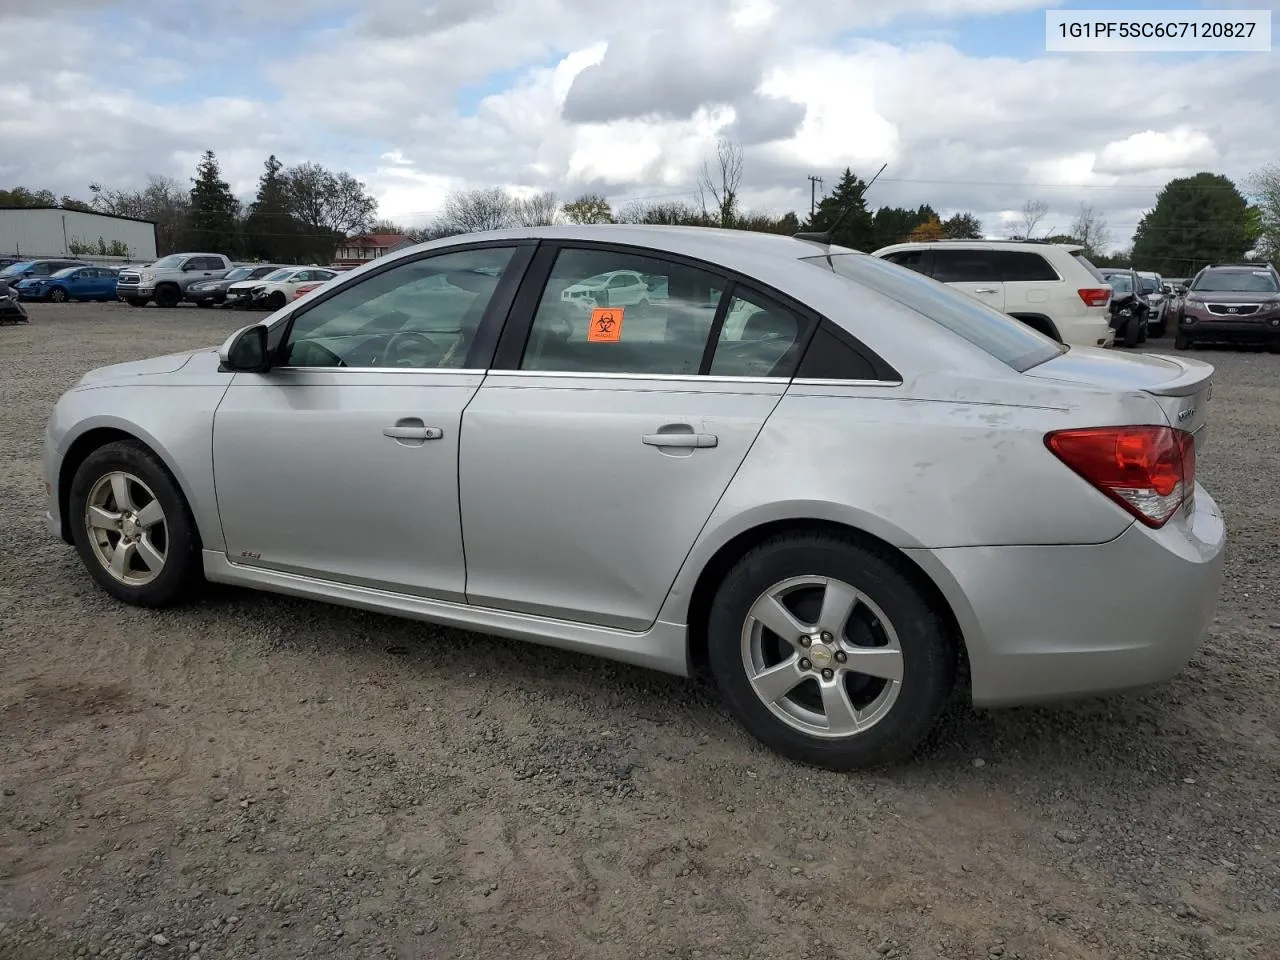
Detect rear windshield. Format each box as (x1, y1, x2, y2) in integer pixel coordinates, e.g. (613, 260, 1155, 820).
(802, 252, 1065, 372)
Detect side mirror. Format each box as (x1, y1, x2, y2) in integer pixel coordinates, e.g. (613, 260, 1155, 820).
(218, 323, 271, 373)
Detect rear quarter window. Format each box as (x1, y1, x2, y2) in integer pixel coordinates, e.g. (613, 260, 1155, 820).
(803, 252, 1064, 372)
(999, 251, 1060, 282)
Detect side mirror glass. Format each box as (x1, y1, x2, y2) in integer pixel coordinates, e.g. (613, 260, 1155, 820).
(218, 323, 271, 373)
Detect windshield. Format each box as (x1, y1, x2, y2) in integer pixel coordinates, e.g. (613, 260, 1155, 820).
(223, 266, 255, 281)
(1190, 270, 1279, 293)
(0, 261, 35, 278)
(150, 254, 186, 269)
(803, 252, 1064, 372)
(263, 269, 296, 282)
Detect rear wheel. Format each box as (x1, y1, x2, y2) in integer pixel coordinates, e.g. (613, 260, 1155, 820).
(1123, 316, 1141, 347)
(707, 532, 956, 771)
(68, 441, 202, 607)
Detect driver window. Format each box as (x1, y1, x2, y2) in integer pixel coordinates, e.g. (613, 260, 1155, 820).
(709, 288, 807, 378)
(281, 246, 517, 369)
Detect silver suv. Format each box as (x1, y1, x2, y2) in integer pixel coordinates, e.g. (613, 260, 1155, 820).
(117, 253, 233, 308)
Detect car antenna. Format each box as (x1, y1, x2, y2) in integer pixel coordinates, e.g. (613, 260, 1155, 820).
(793, 162, 887, 246)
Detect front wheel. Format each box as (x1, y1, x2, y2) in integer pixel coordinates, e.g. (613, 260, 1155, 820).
(1122, 316, 1141, 347)
(707, 532, 956, 771)
(126, 297, 149, 307)
(264, 291, 287, 311)
(68, 441, 202, 607)
(49, 287, 68, 303)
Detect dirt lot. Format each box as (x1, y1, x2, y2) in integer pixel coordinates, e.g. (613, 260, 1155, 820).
(1, 301, 1277, 960)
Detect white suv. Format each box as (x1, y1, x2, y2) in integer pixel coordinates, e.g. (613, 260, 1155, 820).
(871, 240, 1114, 347)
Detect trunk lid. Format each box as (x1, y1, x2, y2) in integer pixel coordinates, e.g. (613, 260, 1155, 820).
(1024, 346, 1214, 443)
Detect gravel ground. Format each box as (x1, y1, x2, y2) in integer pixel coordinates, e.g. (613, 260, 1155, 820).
(1, 302, 1278, 960)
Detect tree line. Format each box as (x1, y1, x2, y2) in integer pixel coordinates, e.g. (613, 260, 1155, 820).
(4, 137, 1278, 276)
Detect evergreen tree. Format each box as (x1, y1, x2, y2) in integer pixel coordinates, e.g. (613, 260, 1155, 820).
(186, 150, 240, 255)
(805, 168, 874, 250)
(871, 204, 938, 248)
(244, 155, 299, 261)
(941, 212, 983, 239)
(1130, 172, 1252, 275)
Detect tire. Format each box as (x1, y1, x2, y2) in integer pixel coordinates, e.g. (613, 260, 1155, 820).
(1136, 317, 1148, 344)
(1149, 321, 1166, 339)
(706, 532, 956, 771)
(155, 285, 180, 308)
(68, 440, 202, 608)
(1174, 332, 1192, 350)
(126, 297, 149, 307)
(264, 291, 286, 311)
(1123, 316, 1141, 348)
(49, 287, 68, 303)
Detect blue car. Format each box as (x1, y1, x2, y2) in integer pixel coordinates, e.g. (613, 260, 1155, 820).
(16, 266, 120, 302)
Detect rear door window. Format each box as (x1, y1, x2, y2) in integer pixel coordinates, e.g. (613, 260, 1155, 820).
(998, 251, 1060, 282)
(929, 249, 1001, 284)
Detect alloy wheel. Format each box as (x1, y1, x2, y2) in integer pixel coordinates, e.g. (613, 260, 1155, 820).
(740, 575, 904, 739)
(84, 471, 168, 586)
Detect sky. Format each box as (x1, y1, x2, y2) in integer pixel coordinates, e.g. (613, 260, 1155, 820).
(1, 0, 1278, 252)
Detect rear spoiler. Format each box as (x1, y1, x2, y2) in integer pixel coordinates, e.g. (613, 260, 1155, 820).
(1142, 355, 1214, 398)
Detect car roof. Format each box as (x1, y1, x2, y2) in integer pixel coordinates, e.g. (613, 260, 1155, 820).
(871, 239, 1085, 256)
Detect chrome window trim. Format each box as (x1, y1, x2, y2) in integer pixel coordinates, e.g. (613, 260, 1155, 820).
(263, 366, 904, 386)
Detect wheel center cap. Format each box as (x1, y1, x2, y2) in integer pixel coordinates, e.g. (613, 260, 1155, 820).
(121, 516, 140, 539)
(808, 643, 834, 668)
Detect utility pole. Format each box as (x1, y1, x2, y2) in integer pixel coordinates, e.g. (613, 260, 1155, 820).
(807, 175, 823, 218)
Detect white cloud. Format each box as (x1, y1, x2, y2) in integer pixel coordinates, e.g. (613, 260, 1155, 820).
(1096, 128, 1219, 176)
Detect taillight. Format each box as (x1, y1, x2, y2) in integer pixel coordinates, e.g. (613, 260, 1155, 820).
(1078, 287, 1111, 307)
(1045, 425, 1195, 528)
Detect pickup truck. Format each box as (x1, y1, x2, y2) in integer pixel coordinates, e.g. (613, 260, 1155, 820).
(116, 253, 234, 307)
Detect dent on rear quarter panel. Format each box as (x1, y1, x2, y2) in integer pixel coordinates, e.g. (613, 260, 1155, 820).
(59, 380, 231, 552)
(658, 390, 1137, 625)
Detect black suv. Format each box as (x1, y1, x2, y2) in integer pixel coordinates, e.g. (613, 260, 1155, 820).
(1175, 263, 1280, 351)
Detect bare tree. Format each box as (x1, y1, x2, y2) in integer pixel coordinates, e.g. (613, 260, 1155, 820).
(90, 175, 190, 255)
(1247, 163, 1280, 262)
(283, 162, 377, 236)
(563, 192, 614, 224)
(439, 187, 515, 234)
(615, 199, 707, 226)
(697, 137, 745, 227)
(511, 190, 561, 226)
(1013, 199, 1049, 239)
(1070, 203, 1112, 257)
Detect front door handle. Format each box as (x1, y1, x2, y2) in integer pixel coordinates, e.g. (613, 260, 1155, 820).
(642, 432, 717, 449)
(973, 287, 998, 294)
(383, 424, 443, 441)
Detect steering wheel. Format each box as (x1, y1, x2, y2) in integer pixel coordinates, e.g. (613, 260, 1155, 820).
(382, 330, 443, 367)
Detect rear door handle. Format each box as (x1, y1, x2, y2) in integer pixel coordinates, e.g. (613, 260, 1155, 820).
(383, 425, 443, 440)
(973, 287, 998, 294)
(642, 432, 717, 448)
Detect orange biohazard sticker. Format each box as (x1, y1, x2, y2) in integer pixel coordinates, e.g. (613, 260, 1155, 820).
(587, 306, 624, 342)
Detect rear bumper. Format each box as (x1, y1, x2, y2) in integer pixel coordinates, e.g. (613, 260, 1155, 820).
(907, 484, 1226, 707)
(1059, 316, 1114, 348)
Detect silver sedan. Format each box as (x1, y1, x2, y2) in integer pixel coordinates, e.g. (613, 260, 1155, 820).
(41, 225, 1226, 769)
